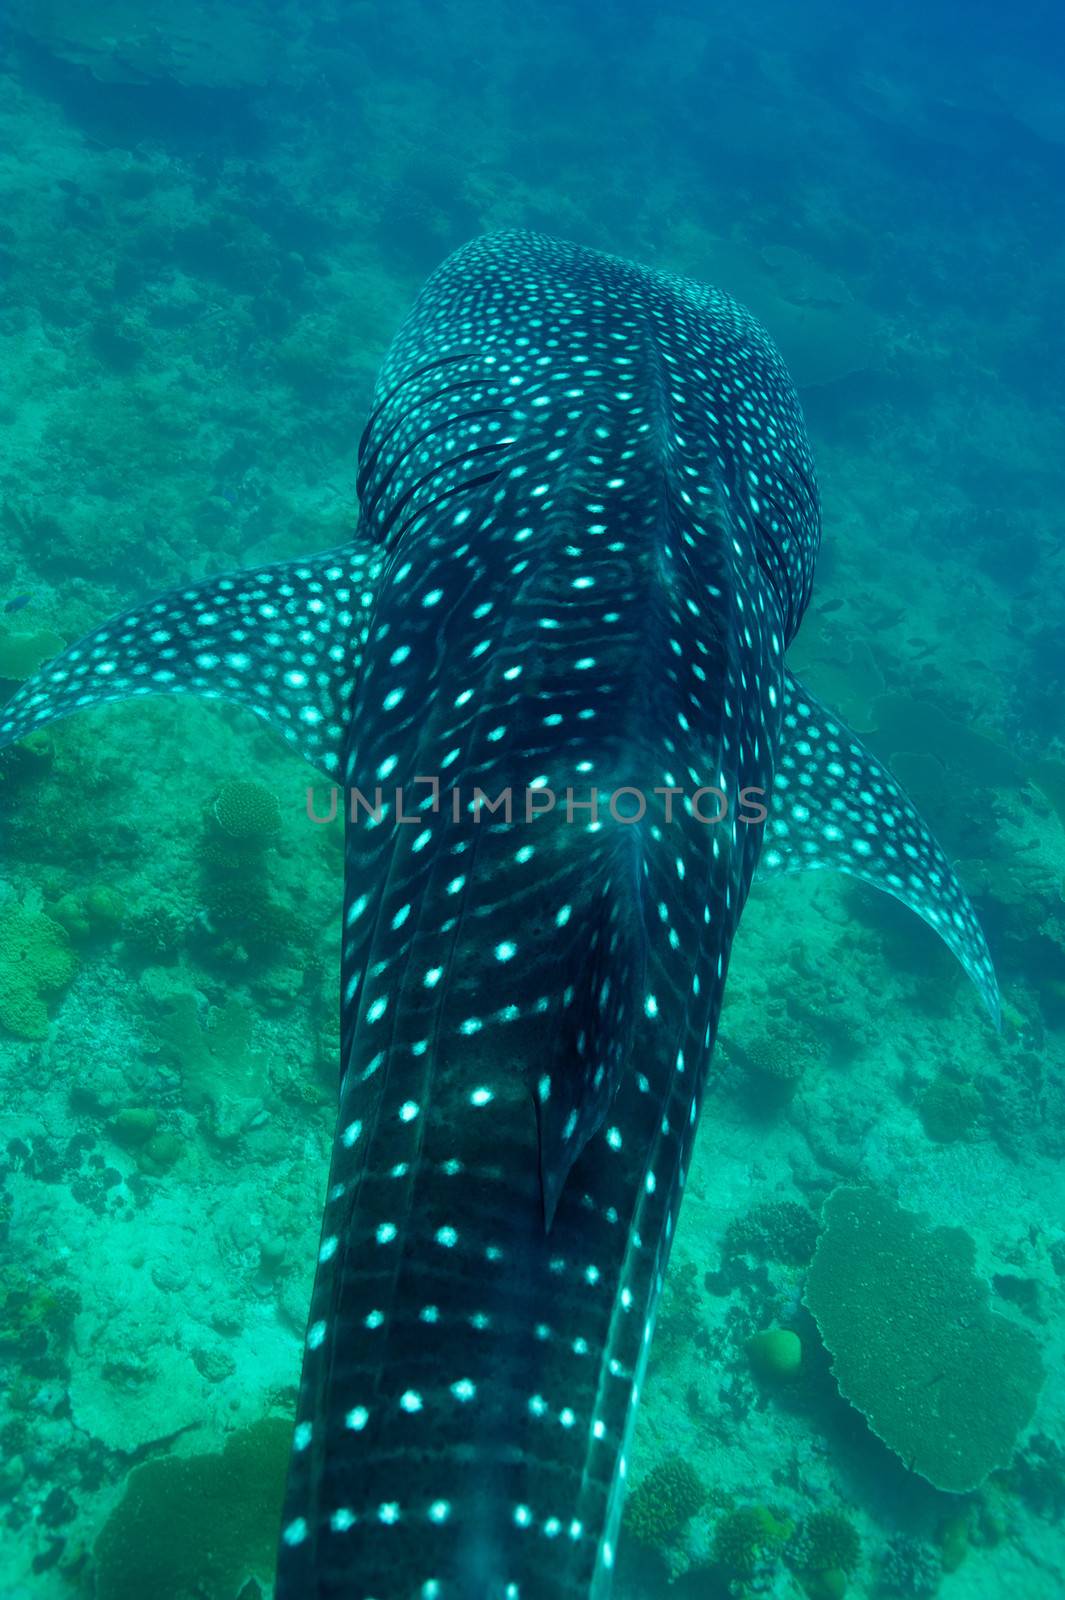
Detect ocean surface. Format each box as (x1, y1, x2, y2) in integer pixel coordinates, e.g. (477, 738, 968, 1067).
(0, 2, 1063, 1597)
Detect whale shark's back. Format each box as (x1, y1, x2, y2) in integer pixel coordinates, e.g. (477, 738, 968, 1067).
(277, 234, 819, 1597)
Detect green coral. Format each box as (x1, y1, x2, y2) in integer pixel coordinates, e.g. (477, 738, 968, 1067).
(51, 883, 126, 942)
(624, 1454, 707, 1548)
(747, 1327, 803, 1382)
(199, 781, 301, 963)
(650, 1258, 703, 1368)
(0, 899, 77, 1038)
(0, 1268, 81, 1373)
(93, 1417, 291, 1600)
(787, 1509, 861, 1574)
(202, 873, 296, 951)
(805, 1187, 1045, 1493)
(152, 992, 262, 1120)
(1008, 1432, 1065, 1521)
(917, 1073, 982, 1142)
(136, 1129, 184, 1175)
(740, 1032, 808, 1104)
(125, 899, 187, 962)
(211, 779, 281, 842)
(937, 1510, 969, 1572)
(108, 1107, 159, 1149)
(712, 1504, 791, 1574)
(725, 1199, 820, 1266)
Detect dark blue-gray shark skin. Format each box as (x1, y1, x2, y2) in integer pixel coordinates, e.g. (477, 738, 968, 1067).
(0, 232, 999, 1600)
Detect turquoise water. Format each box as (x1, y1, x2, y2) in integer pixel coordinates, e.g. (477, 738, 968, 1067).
(0, 3, 1063, 1598)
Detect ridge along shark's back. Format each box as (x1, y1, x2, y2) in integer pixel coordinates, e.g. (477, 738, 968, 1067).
(0, 232, 998, 1600)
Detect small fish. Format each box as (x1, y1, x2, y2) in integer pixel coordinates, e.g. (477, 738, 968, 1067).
(3, 594, 31, 615)
(0, 232, 998, 1599)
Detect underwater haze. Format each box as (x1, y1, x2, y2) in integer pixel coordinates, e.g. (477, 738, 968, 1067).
(1, 2, 1064, 1599)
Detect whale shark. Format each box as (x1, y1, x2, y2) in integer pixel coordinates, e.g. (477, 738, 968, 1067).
(0, 231, 998, 1599)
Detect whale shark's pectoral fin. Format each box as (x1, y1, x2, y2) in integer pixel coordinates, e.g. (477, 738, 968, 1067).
(0, 544, 380, 775)
(760, 670, 1000, 1025)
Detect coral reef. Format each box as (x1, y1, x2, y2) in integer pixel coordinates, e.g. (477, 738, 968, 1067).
(738, 1031, 812, 1107)
(623, 1455, 707, 1549)
(151, 991, 264, 1142)
(9, 0, 301, 89)
(786, 1509, 861, 1576)
(211, 778, 282, 843)
(916, 1070, 983, 1142)
(0, 896, 77, 1038)
(1008, 1432, 1065, 1521)
(106, 1106, 158, 1149)
(711, 1503, 792, 1575)
(724, 1200, 820, 1267)
(878, 1535, 942, 1597)
(937, 1509, 970, 1573)
(649, 1257, 704, 1370)
(805, 1187, 1045, 1492)
(51, 882, 126, 943)
(92, 1416, 292, 1600)
(0, 1267, 81, 1377)
(747, 1327, 802, 1383)
(196, 778, 309, 973)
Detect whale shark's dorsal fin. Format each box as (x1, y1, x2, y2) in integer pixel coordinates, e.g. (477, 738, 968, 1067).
(0, 543, 380, 774)
(760, 670, 1000, 1025)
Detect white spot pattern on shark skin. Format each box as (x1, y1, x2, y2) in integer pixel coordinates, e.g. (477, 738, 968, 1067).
(0, 231, 1000, 1600)
(274, 229, 821, 1598)
(0, 546, 379, 775)
(761, 674, 1000, 1023)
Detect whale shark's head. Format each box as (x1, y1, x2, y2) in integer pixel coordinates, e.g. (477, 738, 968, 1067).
(0, 231, 998, 1600)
